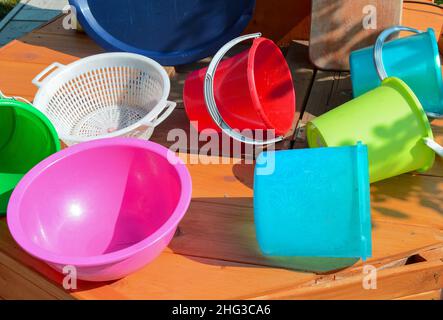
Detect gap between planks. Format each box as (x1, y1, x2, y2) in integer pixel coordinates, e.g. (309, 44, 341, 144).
(239, 243, 443, 300)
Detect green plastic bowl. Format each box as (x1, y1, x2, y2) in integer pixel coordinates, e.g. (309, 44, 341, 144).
(307, 77, 435, 183)
(0, 97, 60, 215)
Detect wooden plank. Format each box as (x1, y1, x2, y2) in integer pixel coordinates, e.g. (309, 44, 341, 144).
(0, 59, 49, 100)
(168, 158, 443, 269)
(403, 1, 443, 47)
(244, 0, 311, 45)
(0, 216, 316, 300)
(0, 13, 442, 300)
(3, 16, 313, 154)
(0, 262, 59, 300)
(294, 70, 349, 148)
(2, 213, 442, 300)
(13, 9, 61, 22)
(0, 40, 312, 157)
(371, 174, 443, 229)
(1, 153, 442, 298)
(73, 255, 315, 300)
(169, 41, 315, 150)
(309, 0, 402, 71)
(33, 15, 79, 36)
(285, 40, 316, 144)
(249, 259, 443, 300)
(24, 0, 67, 11)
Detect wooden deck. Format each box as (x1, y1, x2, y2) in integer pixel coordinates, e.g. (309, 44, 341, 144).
(0, 9, 442, 300)
(0, 0, 67, 46)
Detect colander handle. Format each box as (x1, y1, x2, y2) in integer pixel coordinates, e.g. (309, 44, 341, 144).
(374, 26, 422, 81)
(147, 101, 177, 127)
(204, 33, 285, 146)
(32, 62, 65, 88)
(424, 138, 443, 158)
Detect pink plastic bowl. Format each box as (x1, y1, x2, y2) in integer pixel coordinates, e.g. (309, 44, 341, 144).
(7, 138, 192, 282)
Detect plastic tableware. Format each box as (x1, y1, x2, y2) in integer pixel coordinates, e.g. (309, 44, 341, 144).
(0, 94, 60, 215)
(69, 0, 256, 66)
(7, 138, 192, 282)
(350, 26, 443, 117)
(32, 53, 177, 146)
(254, 143, 371, 260)
(184, 33, 296, 145)
(307, 77, 441, 183)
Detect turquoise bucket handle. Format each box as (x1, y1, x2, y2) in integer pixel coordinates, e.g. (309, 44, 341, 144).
(0, 89, 33, 106)
(375, 27, 443, 120)
(374, 26, 423, 81)
(204, 33, 284, 146)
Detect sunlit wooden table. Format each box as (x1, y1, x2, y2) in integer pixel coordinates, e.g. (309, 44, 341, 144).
(0, 10, 442, 300)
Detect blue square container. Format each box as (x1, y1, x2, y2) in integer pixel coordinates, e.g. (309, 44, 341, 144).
(254, 143, 372, 260)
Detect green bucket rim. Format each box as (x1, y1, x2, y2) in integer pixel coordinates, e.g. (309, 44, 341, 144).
(0, 97, 61, 216)
(381, 77, 435, 172)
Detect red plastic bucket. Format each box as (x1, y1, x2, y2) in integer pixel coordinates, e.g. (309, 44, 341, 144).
(183, 33, 296, 145)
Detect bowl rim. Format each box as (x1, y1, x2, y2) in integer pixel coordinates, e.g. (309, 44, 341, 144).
(7, 137, 192, 267)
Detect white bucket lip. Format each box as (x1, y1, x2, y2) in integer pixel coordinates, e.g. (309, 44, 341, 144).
(33, 52, 171, 144)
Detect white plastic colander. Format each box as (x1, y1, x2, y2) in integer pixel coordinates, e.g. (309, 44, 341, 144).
(32, 53, 176, 146)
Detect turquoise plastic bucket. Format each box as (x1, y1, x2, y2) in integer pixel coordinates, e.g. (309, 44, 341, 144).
(350, 26, 443, 117)
(254, 143, 372, 260)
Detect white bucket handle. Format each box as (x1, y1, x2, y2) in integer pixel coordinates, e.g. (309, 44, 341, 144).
(0, 90, 33, 106)
(144, 100, 177, 127)
(373, 26, 423, 81)
(204, 33, 284, 146)
(32, 62, 65, 88)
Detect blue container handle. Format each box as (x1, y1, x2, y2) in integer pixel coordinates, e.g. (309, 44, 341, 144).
(204, 33, 284, 146)
(424, 138, 443, 158)
(373, 26, 423, 81)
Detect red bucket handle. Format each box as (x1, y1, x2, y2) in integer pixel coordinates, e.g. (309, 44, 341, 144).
(203, 33, 284, 146)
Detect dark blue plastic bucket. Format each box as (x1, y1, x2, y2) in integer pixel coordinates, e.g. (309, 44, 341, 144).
(69, 0, 256, 66)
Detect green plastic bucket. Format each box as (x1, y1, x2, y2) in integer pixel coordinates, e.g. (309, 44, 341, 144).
(0, 94, 60, 215)
(307, 77, 437, 183)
